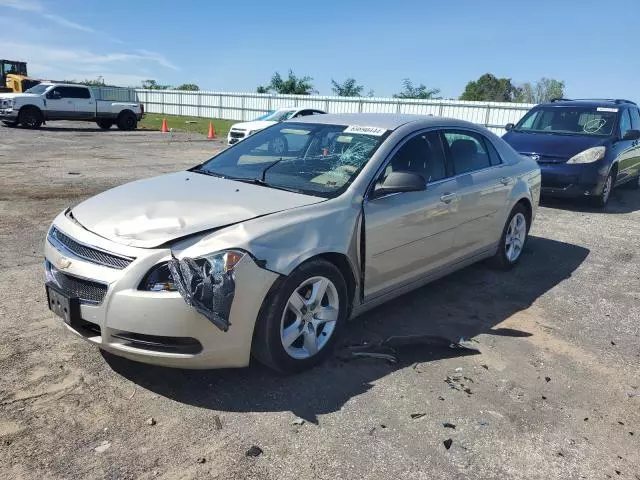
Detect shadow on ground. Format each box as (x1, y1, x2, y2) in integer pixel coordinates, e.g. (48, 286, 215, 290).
(541, 184, 640, 214)
(105, 235, 589, 422)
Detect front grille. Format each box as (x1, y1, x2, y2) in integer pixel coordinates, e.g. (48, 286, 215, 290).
(229, 130, 245, 139)
(47, 262, 108, 304)
(48, 227, 134, 269)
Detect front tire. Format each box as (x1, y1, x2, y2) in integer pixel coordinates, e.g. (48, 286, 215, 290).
(18, 107, 43, 129)
(116, 111, 137, 131)
(252, 259, 348, 373)
(491, 204, 530, 270)
(592, 171, 613, 207)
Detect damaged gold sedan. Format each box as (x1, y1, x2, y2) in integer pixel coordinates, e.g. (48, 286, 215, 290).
(44, 113, 541, 372)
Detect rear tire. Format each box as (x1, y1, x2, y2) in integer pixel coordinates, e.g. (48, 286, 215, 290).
(18, 107, 43, 129)
(116, 111, 137, 131)
(252, 259, 348, 373)
(96, 119, 113, 130)
(490, 204, 530, 270)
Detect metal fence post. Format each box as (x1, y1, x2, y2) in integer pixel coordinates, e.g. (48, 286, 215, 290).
(219, 93, 223, 119)
(241, 95, 245, 121)
(325, 98, 330, 113)
(396, 100, 401, 113)
(484, 104, 492, 128)
(197, 91, 201, 118)
(438, 103, 444, 117)
(358, 99, 363, 113)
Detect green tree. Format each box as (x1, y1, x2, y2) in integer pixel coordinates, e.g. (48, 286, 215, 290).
(257, 70, 316, 95)
(331, 78, 364, 97)
(459, 73, 519, 102)
(516, 78, 565, 103)
(141, 79, 171, 90)
(174, 83, 200, 91)
(393, 78, 441, 99)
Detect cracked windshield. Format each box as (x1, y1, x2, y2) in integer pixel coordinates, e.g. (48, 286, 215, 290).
(197, 123, 387, 196)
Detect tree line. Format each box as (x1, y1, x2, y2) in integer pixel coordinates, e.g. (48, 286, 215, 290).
(75, 71, 565, 103)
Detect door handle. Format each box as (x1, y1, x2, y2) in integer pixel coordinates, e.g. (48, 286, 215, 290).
(440, 192, 457, 204)
(500, 177, 512, 186)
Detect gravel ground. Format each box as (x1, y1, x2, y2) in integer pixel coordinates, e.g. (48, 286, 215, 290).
(0, 122, 638, 480)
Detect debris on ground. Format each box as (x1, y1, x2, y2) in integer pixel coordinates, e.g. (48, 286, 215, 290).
(410, 413, 426, 420)
(479, 421, 489, 426)
(146, 417, 156, 426)
(584, 417, 589, 422)
(445, 375, 474, 395)
(545, 377, 551, 382)
(339, 334, 479, 364)
(292, 418, 305, 426)
(481, 364, 489, 370)
(437, 396, 445, 401)
(2, 439, 12, 446)
(443, 422, 456, 429)
(94, 441, 111, 453)
(368, 427, 376, 435)
(67, 172, 80, 175)
(542, 395, 547, 400)
(443, 439, 453, 450)
(213, 415, 223, 430)
(196, 457, 206, 464)
(246, 445, 263, 457)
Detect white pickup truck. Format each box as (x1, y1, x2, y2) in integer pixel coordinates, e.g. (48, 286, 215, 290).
(0, 83, 143, 130)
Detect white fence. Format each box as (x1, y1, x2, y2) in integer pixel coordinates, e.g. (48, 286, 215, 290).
(135, 90, 535, 135)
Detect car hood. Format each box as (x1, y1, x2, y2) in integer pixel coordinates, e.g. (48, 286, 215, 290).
(70, 171, 324, 248)
(0, 93, 40, 100)
(230, 120, 277, 131)
(503, 130, 608, 160)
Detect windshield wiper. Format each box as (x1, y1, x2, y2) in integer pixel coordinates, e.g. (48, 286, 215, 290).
(226, 176, 302, 194)
(259, 157, 284, 181)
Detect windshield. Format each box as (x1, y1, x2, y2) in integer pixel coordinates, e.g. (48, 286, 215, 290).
(515, 106, 617, 136)
(24, 84, 51, 94)
(259, 110, 296, 122)
(254, 110, 275, 121)
(195, 122, 389, 197)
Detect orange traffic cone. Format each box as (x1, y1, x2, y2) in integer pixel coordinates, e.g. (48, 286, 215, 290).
(161, 117, 169, 133)
(207, 121, 216, 140)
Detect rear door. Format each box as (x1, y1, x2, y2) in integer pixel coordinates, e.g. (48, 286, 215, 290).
(67, 86, 95, 119)
(363, 129, 459, 300)
(615, 108, 636, 184)
(441, 129, 511, 258)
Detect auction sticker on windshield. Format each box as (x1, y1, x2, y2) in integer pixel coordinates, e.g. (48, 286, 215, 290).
(343, 125, 388, 136)
(597, 107, 618, 113)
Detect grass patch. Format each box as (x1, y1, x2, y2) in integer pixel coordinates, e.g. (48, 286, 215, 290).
(139, 114, 236, 138)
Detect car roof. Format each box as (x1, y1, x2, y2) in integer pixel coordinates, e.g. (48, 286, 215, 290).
(540, 99, 634, 108)
(39, 83, 89, 88)
(287, 112, 480, 131)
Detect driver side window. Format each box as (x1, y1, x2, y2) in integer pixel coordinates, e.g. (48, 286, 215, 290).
(381, 131, 447, 184)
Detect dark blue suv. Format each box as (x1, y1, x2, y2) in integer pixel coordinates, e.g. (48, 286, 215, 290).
(503, 99, 640, 206)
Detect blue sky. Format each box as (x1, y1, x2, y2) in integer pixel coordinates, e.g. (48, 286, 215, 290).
(1, 0, 639, 101)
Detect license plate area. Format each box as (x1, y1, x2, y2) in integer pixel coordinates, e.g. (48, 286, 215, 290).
(46, 282, 81, 326)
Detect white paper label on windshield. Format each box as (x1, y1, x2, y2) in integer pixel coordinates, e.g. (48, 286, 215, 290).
(597, 107, 618, 112)
(343, 125, 387, 136)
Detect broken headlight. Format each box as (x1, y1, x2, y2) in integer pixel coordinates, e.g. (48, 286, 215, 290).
(140, 250, 246, 292)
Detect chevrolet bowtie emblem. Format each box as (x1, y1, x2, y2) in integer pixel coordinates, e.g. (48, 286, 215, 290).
(530, 153, 540, 162)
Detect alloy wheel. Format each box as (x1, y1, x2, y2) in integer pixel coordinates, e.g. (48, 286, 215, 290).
(505, 212, 527, 263)
(280, 276, 339, 359)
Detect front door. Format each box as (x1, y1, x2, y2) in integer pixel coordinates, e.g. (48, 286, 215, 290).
(46, 86, 76, 119)
(364, 130, 459, 300)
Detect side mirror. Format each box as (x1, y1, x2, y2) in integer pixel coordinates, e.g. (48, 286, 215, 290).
(372, 171, 426, 199)
(622, 129, 640, 141)
(505, 123, 515, 131)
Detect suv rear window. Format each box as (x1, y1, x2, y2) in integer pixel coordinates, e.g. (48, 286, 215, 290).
(515, 106, 617, 136)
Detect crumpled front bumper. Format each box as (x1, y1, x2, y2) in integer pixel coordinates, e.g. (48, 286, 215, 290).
(43, 212, 280, 369)
(0, 108, 18, 121)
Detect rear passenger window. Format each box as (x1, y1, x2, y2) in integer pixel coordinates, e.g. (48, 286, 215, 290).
(443, 131, 492, 174)
(383, 131, 447, 183)
(66, 87, 91, 99)
(629, 108, 640, 130)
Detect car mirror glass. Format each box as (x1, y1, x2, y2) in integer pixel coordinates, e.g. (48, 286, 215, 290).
(505, 123, 515, 131)
(372, 171, 426, 199)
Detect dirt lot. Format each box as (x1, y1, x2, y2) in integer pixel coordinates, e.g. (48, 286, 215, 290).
(0, 122, 639, 480)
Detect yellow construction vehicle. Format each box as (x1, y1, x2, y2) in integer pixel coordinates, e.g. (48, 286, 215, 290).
(0, 59, 41, 93)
